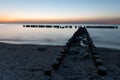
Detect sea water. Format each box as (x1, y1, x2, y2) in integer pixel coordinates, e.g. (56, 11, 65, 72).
(0, 24, 120, 49)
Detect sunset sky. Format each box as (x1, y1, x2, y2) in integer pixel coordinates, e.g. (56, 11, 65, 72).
(0, 0, 120, 24)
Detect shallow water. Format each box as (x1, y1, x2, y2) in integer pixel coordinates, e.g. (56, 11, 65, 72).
(0, 24, 120, 49)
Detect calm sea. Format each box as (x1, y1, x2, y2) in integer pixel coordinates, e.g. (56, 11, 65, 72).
(0, 24, 120, 49)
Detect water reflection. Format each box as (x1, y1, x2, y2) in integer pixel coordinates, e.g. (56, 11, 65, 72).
(0, 24, 120, 49)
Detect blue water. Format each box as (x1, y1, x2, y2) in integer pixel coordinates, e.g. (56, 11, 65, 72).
(0, 24, 120, 49)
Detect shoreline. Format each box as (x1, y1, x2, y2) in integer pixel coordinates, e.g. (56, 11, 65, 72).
(0, 42, 63, 47)
(0, 42, 120, 50)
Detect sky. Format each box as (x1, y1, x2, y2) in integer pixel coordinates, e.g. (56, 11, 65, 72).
(0, 0, 120, 24)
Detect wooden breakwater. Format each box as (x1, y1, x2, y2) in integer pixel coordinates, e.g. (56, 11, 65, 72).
(86, 26, 118, 29)
(43, 27, 108, 79)
(23, 25, 76, 29)
(64, 27, 107, 76)
(23, 25, 118, 29)
(83, 27, 108, 76)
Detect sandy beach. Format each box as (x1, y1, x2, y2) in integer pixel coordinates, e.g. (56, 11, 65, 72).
(0, 42, 63, 80)
(0, 42, 120, 80)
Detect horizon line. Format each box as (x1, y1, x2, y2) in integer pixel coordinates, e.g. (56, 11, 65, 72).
(0, 21, 120, 25)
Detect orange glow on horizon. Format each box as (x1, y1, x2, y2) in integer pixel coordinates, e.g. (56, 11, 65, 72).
(0, 16, 22, 22)
(0, 16, 120, 24)
(0, 17, 89, 22)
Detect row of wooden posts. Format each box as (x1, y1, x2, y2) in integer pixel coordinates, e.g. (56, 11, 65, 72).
(83, 27, 108, 76)
(23, 25, 76, 29)
(86, 26, 118, 29)
(43, 27, 84, 78)
(43, 27, 107, 78)
(23, 25, 118, 29)
(66, 27, 108, 76)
